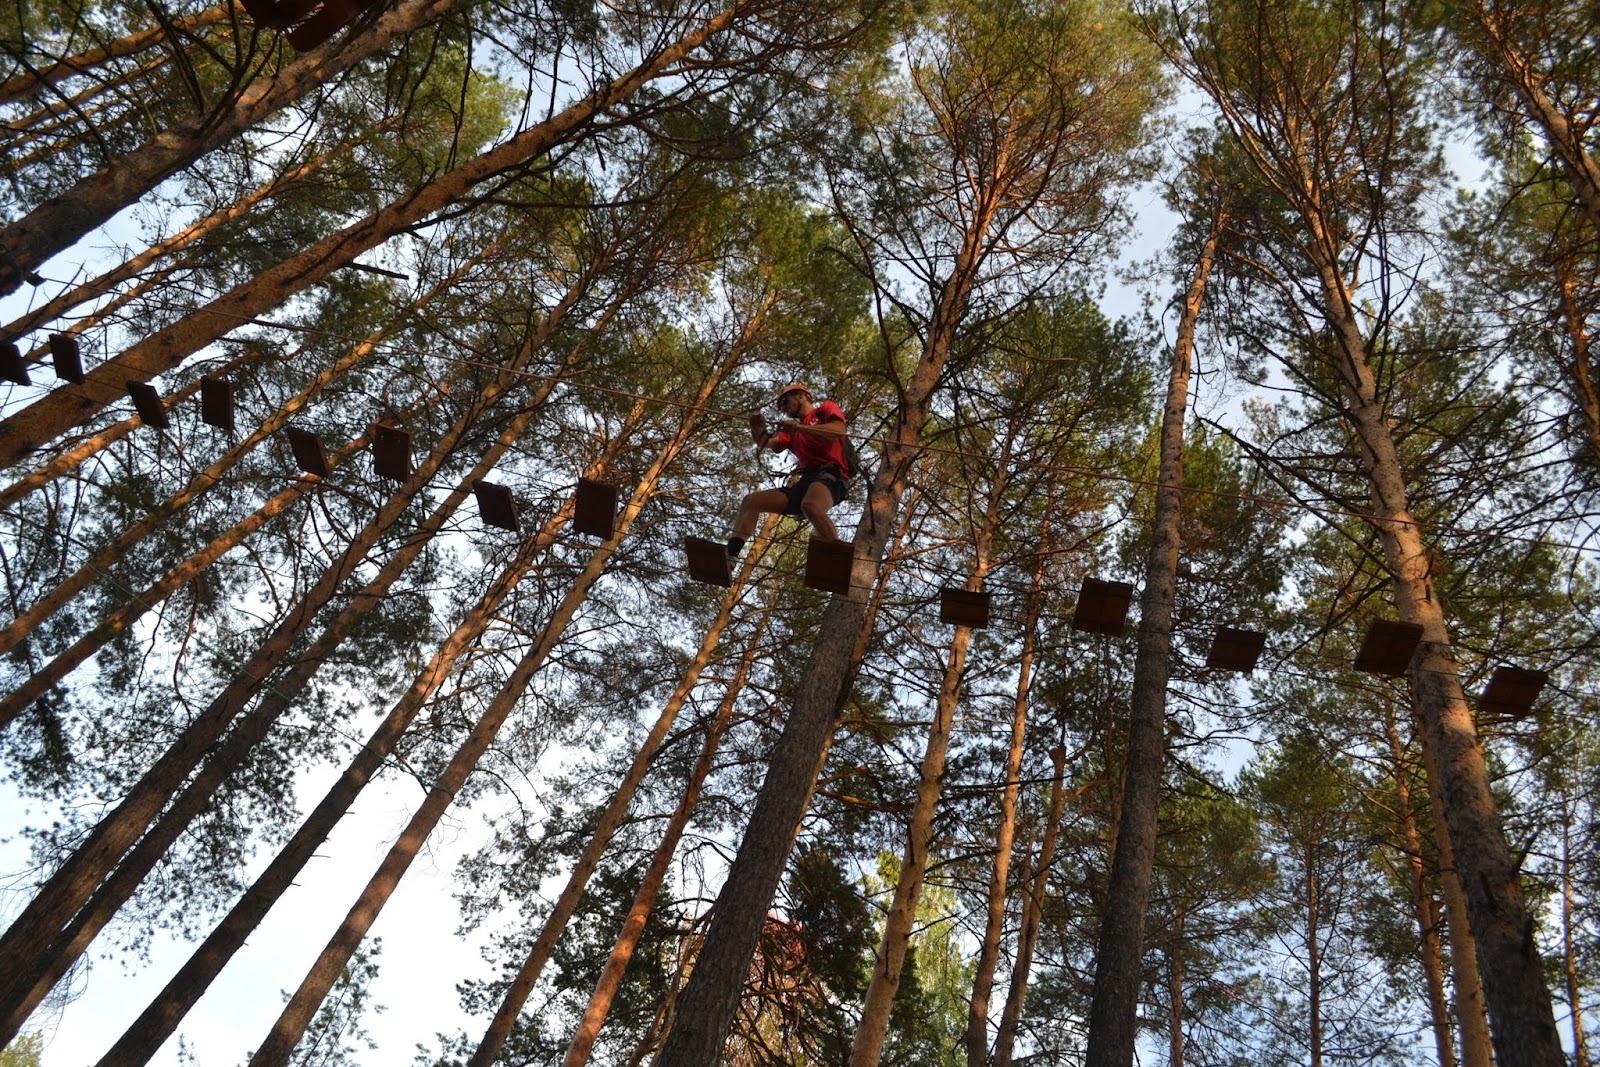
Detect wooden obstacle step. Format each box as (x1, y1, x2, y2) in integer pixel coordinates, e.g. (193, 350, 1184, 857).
(573, 478, 618, 540)
(49, 333, 84, 384)
(1479, 666, 1547, 719)
(1353, 619, 1423, 677)
(1, 341, 28, 385)
(685, 537, 732, 587)
(1071, 577, 1133, 636)
(285, 427, 331, 477)
(940, 588, 990, 629)
(1206, 626, 1266, 673)
(201, 376, 235, 430)
(372, 423, 412, 481)
(804, 538, 855, 595)
(473, 480, 519, 532)
(126, 381, 170, 429)
(288, 0, 371, 50)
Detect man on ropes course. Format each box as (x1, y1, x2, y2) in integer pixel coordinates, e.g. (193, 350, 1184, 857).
(727, 382, 852, 558)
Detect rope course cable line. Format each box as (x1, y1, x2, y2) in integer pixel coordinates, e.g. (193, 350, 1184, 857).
(6, 268, 1599, 560)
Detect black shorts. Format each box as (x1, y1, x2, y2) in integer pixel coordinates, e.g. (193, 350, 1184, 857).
(784, 468, 848, 516)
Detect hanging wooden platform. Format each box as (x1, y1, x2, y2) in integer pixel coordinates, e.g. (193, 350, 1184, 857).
(804, 538, 855, 595)
(49, 334, 84, 384)
(372, 423, 411, 481)
(573, 478, 618, 540)
(2, 341, 28, 385)
(1352, 619, 1423, 677)
(473, 480, 519, 532)
(285, 427, 331, 477)
(940, 589, 990, 629)
(239, 0, 312, 29)
(1071, 577, 1133, 636)
(685, 537, 732, 587)
(1479, 666, 1547, 719)
(288, 0, 369, 50)
(200, 376, 235, 430)
(1206, 627, 1266, 673)
(126, 381, 169, 429)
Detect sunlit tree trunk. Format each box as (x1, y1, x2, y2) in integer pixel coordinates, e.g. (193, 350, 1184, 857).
(1084, 204, 1220, 1067)
(246, 374, 724, 1067)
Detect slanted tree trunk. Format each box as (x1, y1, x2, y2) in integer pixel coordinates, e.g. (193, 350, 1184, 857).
(0, 0, 470, 295)
(1555, 263, 1600, 469)
(1561, 795, 1592, 1067)
(965, 545, 1047, 1067)
(246, 375, 720, 1067)
(1084, 205, 1220, 1067)
(0, 0, 753, 463)
(995, 744, 1068, 1067)
(463, 325, 770, 1067)
(95, 397, 641, 1066)
(0, 1, 236, 108)
(1383, 710, 1458, 1067)
(0, 256, 610, 1043)
(560, 603, 776, 1067)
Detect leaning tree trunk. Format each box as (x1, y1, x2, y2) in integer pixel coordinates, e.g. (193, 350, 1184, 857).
(995, 743, 1069, 1067)
(560, 601, 776, 1067)
(0, 262, 606, 1043)
(93, 395, 642, 1066)
(0, 0, 753, 464)
(1383, 710, 1459, 1067)
(0, 0, 469, 295)
(964, 509, 1044, 1067)
(0, 1, 236, 108)
(653, 222, 989, 1063)
(246, 374, 716, 1066)
(1555, 263, 1600, 470)
(1084, 207, 1219, 1067)
(1310, 222, 1563, 1065)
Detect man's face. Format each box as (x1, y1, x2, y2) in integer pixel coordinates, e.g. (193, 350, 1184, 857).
(778, 391, 806, 418)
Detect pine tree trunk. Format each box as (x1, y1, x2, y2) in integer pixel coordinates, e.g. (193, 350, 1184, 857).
(93, 399, 629, 1066)
(995, 744, 1067, 1067)
(1084, 210, 1218, 1067)
(1420, 738, 1495, 1067)
(653, 233, 987, 1064)
(246, 382, 712, 1066)
(1383, 711, 1458, 1067)
(1562, 796, 1591, 1067)
(1556, 265, 1600, 470)
(1309, 229, 1561, 1063)
(1307, 847, 1323, 1067)
(965, 547, 1045, 1067)
(462, 331, 764, 1067)
(1167, 911, 1186, 1067)
(850, 619, 976, 1067)
(559, 606, 774, 1067)
(0, 1, 236, 108)
(0, 0, 468, 295)
(0, 265, 604, 1044)
(0, 0, 751, 462)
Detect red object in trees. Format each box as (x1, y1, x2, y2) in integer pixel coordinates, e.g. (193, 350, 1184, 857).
(1071, 577, 1133, 636)
(1352, 619, 1423, 677)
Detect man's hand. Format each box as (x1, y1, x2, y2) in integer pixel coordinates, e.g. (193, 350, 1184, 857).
(748, 413, 769, 445)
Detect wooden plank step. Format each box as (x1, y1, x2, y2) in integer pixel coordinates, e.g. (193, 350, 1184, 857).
(1352, 619, 1423, 677)
(1071, 577, 1133, 636)
(1206, 626, 1266, 673)
(685, 537, 732, 587)
(939, 588, 990, 629)
(573, 478, 618, 540)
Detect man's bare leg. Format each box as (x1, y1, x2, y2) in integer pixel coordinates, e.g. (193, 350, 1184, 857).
(729, 488, 790, 555)
(801, 482, 839, 542)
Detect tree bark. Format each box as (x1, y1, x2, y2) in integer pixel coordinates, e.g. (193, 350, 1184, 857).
(1083, 206, 1218, 1067)
(995, 744, 1068, 1067)
(246, 377, 713, 1066)
(1383, 710, 1459, 1067)
(560, 605, 774, 1067)
(94, 395, 634, 1066)
(0, 0, 751, 464)
(0, 0, 468, 295)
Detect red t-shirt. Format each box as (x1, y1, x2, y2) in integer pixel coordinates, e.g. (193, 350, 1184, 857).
(770, 400, 848, 477)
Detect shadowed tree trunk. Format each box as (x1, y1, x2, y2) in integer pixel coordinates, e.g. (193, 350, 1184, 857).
(1084, 200, 1220, 1067)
